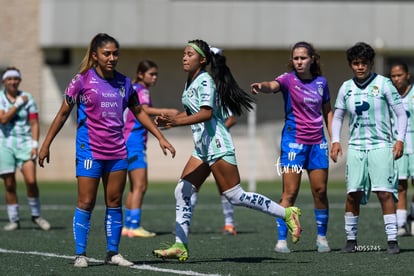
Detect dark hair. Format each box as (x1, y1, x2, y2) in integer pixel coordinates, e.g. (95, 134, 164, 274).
(79, 33, 120, 74)
(346, 42, 376, 64)
(188, 39, 254, 116)
(288, 41, 322, 77)
(134, 60, 158, 83)
(390, 60, 409, 73)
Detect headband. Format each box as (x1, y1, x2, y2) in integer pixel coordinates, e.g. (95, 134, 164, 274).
(2, 69, 21, 81)
(188, 43, 206, 58)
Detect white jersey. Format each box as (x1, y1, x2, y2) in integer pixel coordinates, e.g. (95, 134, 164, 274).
(335, 74, 402, 150)
(0, 90, 38, 149)
(182, 71, 235, 161)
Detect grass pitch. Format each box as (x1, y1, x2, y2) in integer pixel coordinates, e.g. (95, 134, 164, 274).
(1, 180, 413, 275)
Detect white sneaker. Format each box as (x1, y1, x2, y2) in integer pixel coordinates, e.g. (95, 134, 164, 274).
(105, 253, 133, 266)
(316, 235, 331, 253)
(74, 255, 88, 268)
(4, 221, 20, 231)
(33, 217, 51, 231)
(274, 240, 291, 253)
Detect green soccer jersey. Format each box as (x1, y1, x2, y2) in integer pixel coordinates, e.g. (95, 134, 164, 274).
(399, 85, 414, 154)
(335, 74, 402, 150)
(181, 71, 235, 161)
(0, 90, 38, 149)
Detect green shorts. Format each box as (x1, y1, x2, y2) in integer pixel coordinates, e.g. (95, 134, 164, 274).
(346, 147, 398, 205)
(192, 149, 237, 166)
(395, 153, 414, 179)
(0, 145, 32, 174)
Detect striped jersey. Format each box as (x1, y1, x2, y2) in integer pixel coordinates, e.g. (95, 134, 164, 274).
(398, 85, 414, 154)
(123, 83, 151, 145)
(275, 71, 330, 144)
(0, 90, 38, 149)
(182, 71, 234, 160)
(335, 73, 402, 150)
(65, 68, 137, 160)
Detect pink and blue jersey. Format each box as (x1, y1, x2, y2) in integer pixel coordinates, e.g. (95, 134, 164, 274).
(65, 68, 137, 160)
(123, 83, 152, 146)
(276, 72, 330, 144)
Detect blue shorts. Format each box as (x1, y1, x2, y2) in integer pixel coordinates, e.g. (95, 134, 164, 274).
(76, 157, 128, 178)
(279, 136, 328, 170)
(127, 148, 147, 171)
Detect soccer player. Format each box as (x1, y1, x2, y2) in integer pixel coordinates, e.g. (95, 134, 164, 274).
(389, 61, 414, 236)
(0, 67, 51, 231)
(152, 39, 302, 261)
(331, 42, 408, 254)
(38, 33, 176, 268)
(251, 41, 332, 253)
(122, 60, 179, 238)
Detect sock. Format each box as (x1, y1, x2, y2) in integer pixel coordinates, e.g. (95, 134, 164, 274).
(222, 184, 285, 218)
(221, 195, 234, 226)
(28, 197, 41, 217)
(105, 207, 123, 253)
(124, 208, 131, 228)
(6, 204, 19, 223)
(73, 208, 91, 255)
(384, 213, 398, 241)
(129, 208, 141, 229)
(190, 191, 198, 211)
(276, 218, 288, 241)
(344, 212, 358, 241)
(396, 209, 407, 228)
(175, 179, 196, 244)
(314, 208, 329, 236)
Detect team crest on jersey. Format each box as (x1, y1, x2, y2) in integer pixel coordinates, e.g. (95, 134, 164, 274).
(317, 84, 324, 96)
(119, 87, 125, 98)
(371, 86, 380, 96)
(188, 88, 195, 97)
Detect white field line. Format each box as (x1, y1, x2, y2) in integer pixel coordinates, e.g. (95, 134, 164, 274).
(0, 248, 221, 276)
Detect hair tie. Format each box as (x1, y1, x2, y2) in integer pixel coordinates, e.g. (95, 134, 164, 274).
(210, 46, 222, 55)
(188, 43, 206, 58)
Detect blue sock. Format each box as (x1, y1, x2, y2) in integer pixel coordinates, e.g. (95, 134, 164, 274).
(130, 208, 141, 230)
(124, 208, 131, 228)
(105, 207, 122, 253)
(314, 208, 329, 236)
(276, 217, 288, 240)
(73, 208, 91, 255)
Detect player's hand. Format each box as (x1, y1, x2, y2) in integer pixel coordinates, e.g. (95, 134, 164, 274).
(38, 146, 50, 167)
(159, 137, 176, 158)
(330, 142, 342, 163)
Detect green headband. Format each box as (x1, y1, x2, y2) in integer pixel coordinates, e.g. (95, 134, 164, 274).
(188, 43, 206, 58)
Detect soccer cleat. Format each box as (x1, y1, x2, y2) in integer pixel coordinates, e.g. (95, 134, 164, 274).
(153, 242, 189, 261)
(4, 221, 20, 231)
(74, 255, 88, 268)
(316, 235, 331, 253)
(340, 240, 357, 253)
(284, 207, 302, 243)
(105, 253, 133, 266)
(32, 217, 51, 231)
(121, 227, 130, 236)
(387, 241, 400, 254)
(397, 224, 409, 237)
(127, 226, 156, 238)
(222, 224, 237, 236)
(274, 240, 290, 253)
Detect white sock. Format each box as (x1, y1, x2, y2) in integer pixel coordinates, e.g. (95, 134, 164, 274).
(190, 191, 198, 211)
(344, 212, 358, 241)
(174, 179, 196, 244)
(384, 214, 398, 241)
(396, 209, 407, 227)
(221, 195, 234, 226)
(28, 197, 41, 217)
(7, 204, 19, 222)
(222, 184, 285, 218)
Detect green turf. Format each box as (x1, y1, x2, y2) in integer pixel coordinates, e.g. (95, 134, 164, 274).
(1, 180, 414, 275)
